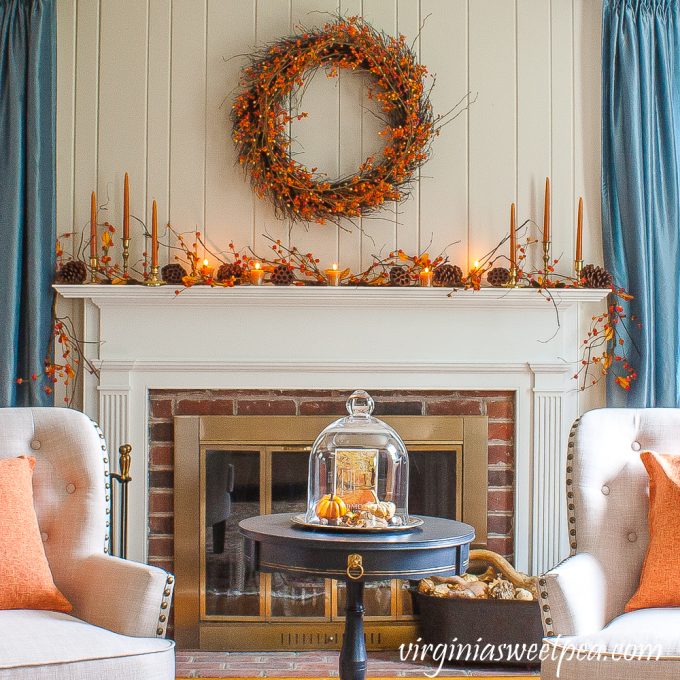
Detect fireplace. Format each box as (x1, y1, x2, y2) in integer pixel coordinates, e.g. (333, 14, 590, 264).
(172, 406, 490, 650)
(56, 284, 609, 585)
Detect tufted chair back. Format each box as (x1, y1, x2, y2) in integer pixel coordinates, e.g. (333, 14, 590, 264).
(0, 408, 109, 610)
(569, 408, 680, 621)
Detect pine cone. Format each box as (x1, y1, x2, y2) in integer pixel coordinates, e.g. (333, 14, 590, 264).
(433, 264, 463, 287)
(161, 263, 188, 285)
(581, 264, 613, 289)
(216, 262, 243, 283)
(486, 267, 510, 287)
(389, 266, 411, 287)
(270, 264, 295, 286)
(57, 260, 87, 284)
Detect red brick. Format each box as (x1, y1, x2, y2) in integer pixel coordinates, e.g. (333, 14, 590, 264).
(299, 400, 346, 416)
(236, 399, 296, 415)
(487, 513, 513, 535)
(150, 444, 173, 468)
(488, 488, 513, 512)
(486, 399, 514, 420)
(488, 421, 514, 442)
(488, 443, 514, 465)
(486, 535, 514, 556)
(150, 399, 173, 418)
(176, 399, 234, 416)
(148, 535, 174, 558)
(463, 390, 510, 397)
(149, 469, 173, 490)
(488, 468, 514, 487)
(149, 422, 173, 442)
(149, 514, 174, 535)
(149, 490, 173, 513)
(373, 401, 423, 416)
(148, 558, 174, 574)
(426, 399, 482, 416)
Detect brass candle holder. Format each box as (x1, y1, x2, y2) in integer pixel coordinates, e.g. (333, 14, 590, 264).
(89, 257, 99, 284)
(145, 264, 165, 286)
(542, 241, 551, 284)
(121, 238, 130, 282)
(505, 264, 519, 288)
(574, 259, 584, 282)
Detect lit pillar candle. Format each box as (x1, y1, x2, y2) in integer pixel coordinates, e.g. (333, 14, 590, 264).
(510, 202, 516, 269)
(543, 177, 551, 243)
(325, 263, 341, 286)
(419, 267, 433, 287)
(576, 196, 583, 261)
(123, 172, 130, 241)
(250, 261, 265, 285)
(151, 200, 158, 267)
(90, 191, 97, 258)
(200, 258, 214, 278)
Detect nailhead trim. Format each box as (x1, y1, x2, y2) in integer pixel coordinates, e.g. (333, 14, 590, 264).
(155, 573, 175, 638)
(536, 416, 584, 640)
(566, 417, 580, 555)
(89, 419, 111, 553)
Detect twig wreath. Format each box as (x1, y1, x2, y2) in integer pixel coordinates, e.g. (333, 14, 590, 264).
(231, 15, 441, 225)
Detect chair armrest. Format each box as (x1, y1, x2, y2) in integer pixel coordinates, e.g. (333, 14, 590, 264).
(70, 554, 174, 638)
(539, 553, 608, 637)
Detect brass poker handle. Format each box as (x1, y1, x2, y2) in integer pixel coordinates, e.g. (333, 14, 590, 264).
(346, 553, 364, 580)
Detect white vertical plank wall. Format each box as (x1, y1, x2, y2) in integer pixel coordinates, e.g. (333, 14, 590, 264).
(57, 0, 603, 277)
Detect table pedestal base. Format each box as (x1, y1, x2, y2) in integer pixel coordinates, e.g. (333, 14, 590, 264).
(339, 580, 367, 680)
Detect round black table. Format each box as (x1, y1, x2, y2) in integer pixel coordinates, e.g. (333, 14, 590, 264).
(239, 513, 475, 680)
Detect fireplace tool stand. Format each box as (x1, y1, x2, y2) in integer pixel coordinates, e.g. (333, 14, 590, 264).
(109, 444, 132, 559)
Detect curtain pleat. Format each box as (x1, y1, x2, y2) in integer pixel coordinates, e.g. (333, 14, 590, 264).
(602, 0, 680, 406)
(0, 0, 55, 406)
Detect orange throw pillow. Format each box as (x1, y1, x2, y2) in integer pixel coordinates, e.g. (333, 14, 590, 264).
(0, 456, 72, 612)
(626, 451, 680, 612)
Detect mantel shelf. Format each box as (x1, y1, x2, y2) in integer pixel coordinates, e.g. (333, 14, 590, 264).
(54, 284, 610, 309)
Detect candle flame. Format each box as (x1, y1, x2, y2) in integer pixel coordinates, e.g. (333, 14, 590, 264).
(473, 260, 480, 269)
(332, 263, 338, 271)
(254, 261, 261, 270)
(424, 267, 429, 273)
(203, 259, 209, 267)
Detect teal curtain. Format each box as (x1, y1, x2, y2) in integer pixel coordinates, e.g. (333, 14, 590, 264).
(0, 0, 55, 406)
(602, 0, 680, 407)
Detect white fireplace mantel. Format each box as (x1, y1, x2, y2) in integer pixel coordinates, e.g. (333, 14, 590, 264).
(56, 284, 609, 574)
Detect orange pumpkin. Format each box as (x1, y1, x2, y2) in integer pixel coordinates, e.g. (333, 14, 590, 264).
(315, 494, 347, 520)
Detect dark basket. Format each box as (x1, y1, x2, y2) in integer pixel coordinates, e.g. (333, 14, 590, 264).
(413, 591, 544, 667)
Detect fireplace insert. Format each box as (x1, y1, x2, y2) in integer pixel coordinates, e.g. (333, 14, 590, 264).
(174, 414, 488, 650)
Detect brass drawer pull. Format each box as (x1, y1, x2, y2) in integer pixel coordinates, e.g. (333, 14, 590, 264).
(346, 554, 364, 580)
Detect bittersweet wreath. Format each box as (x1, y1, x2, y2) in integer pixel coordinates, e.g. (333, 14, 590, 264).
(231, 16, 437, 225)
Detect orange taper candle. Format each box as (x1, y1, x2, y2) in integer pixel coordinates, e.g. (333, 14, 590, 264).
(510, 202, 516, 269)
(151, 200, 158, 267)
(576, 196, 583, 261)
(543, 177, 550, 243)
(123, 172, 130, 240)
(90, 191, 97, 258)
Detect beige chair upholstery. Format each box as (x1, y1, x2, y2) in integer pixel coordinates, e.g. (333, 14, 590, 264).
(0, 408, 174, 679)
(540, 408, 680, 680)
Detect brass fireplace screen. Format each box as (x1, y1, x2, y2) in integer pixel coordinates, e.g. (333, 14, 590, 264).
(174, 415, 488, 650)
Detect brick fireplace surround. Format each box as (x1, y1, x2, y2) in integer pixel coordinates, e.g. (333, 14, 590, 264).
(147, 388, 515, 584)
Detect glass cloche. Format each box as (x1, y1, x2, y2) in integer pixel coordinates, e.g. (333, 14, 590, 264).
(300, 390, 414, 531)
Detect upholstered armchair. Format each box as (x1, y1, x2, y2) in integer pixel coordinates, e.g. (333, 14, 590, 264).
(0, 408, 175, 679)
(540, 408, 680, 680)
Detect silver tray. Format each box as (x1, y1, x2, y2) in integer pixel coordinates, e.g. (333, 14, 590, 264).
(291, 514, 424, 533)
